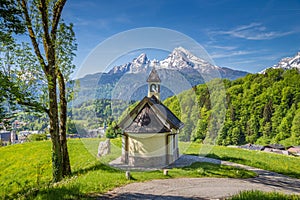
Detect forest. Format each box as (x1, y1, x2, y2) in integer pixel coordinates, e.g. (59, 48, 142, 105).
(164, 68, 300, 146)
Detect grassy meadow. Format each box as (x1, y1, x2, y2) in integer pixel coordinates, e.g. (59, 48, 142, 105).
(0, 138, 255, 199)
(180, 142, 300, 179)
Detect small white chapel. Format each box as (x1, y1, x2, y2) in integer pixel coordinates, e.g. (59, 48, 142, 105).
(117, 68, 184, 168)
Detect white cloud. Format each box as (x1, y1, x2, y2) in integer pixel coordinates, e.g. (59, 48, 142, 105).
(207, 45, 237, 51)
(72, 16, 131, 30)
(210, 50, 256, 59)
(210, 23, 295, 40)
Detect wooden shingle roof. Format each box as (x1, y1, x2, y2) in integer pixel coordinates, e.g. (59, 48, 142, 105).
(118, 95, 184, 133)
(146, 68, 161, 83)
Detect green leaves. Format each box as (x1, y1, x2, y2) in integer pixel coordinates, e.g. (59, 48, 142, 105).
(0, 0, 25, 42)
(165, 68, 300, 146)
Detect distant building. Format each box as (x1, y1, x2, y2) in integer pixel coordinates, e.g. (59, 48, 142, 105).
(0, 131, 18, 146)
(287, 146, 300, 156)
(262, 144, 285, 150)
(262, 144, 288, 155)
(239, 143, 264, 151)
(86, 127, 106, 138)
(118, 68, 184, 168)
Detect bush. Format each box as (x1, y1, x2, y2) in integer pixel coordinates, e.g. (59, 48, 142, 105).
(105, 121, 121, 138)
(28, 133, 47, 141)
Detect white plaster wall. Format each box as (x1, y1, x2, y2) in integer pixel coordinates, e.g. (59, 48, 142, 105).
(128, 133, 166, 157)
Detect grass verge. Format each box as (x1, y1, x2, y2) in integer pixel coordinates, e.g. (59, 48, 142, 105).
(1, 139, 254, 199)
(229, 190, 300, 200)
(180, 142, 300, 179)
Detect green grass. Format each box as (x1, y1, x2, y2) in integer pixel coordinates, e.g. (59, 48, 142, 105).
(0, 139, 254, 199)
(1, 140, 299, 199)
(180, 142, 300, 179)
(229, 190, 300, 200)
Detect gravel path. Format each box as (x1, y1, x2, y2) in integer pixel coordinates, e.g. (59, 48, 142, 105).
(98, 155, 300, 199)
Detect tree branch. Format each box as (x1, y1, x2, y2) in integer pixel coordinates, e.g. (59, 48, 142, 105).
(39, 0, 51, 58)
(17, 98, 49, 115)
(18, 0, 48, 73)
(51, 0, 66, 40)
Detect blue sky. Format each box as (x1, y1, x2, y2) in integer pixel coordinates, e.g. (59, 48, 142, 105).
(62, 0, 300, 74)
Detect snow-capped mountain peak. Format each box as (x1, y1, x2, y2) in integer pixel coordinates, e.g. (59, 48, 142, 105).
(109, 53, 150, 74)
(261, 51, 300, 73)
(133, 53, 148, 65)
(172, 46, 201, 62)
(108, 47, 247, 80)
(110, 47, 217, 74)
(159, 47, 194, 69)
(159, 46, 220, 74)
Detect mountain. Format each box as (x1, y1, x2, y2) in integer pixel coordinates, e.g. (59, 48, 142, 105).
(110, 47, 248, 79)
(74, 47, 248, 103)
(261, 52, 300, 73)
(109, 53, 152, 74)
(160, 47, 219, 74)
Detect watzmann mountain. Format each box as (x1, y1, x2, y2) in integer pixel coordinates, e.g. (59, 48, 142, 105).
(109, 47, 248, 79)
(76, 47, 248, 102)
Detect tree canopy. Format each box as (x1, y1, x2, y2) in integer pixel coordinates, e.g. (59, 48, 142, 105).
(164, 68, 300, 146)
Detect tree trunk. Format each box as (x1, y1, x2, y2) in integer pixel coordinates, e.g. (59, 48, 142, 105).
(18, 0, 69, 183)
(47, 73, 63, 182)
(58, 69, 71, 177)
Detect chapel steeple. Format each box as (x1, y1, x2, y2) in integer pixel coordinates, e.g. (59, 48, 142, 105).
(147, 68, 161, 100)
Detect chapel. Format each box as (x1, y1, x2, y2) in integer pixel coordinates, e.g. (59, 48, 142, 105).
(118, 68, 184, 168)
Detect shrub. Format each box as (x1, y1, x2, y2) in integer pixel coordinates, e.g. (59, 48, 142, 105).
(28, 133, 47, 141)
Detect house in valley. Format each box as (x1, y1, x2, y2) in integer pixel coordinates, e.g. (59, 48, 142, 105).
(262, 144, 288, 155)
(0, 131, 18, 146)
(287, 146, 300, 156)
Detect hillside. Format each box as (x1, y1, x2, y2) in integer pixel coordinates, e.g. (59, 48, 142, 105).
(164, 68, 300, 146)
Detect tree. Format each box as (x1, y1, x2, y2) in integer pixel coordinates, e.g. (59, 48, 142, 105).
(105, 121, 121, 138)
(291, 108, 300, 145)
(0, 73, 9, 122)
(7, 0, 76, 182)
(191, 107, 209, 143)
(231, 126, 241, 145)
(0, 0, 24, 122)
(67, 118, 78, 134)
(0, 0, 25, 41)
(0, 48, 45, 123)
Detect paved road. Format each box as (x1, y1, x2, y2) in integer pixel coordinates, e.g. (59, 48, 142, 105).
(98, 155, 300, 199)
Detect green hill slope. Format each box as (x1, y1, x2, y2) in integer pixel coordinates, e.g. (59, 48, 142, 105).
(164, 68, 300, 146)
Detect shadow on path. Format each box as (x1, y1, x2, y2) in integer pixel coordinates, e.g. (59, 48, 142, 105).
(96, 192, 207, 200)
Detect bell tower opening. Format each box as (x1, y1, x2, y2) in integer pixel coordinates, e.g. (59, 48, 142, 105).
(147, 68, 161, 100)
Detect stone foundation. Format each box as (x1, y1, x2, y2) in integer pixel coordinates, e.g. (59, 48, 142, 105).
(128, 155, 166, 168)
(126, 153, 179, 168)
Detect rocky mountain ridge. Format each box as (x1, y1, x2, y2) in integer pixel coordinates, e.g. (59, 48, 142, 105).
(261, 52, 300, 73)
(109, 47, 248, 79)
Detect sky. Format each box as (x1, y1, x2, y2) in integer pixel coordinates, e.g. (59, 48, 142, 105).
(62, 0, 300, 75)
